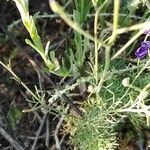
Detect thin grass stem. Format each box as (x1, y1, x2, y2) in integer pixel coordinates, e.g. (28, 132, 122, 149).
(0, 61, 39, 101)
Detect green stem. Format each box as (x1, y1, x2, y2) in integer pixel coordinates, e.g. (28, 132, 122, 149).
(97, 0, 120, 93)
(119, 58, 150, 101)
(93, 0, 110, 101)
(111, 29, 144, 60)
(97, 46, 110, 92)
(94, 8, 100, 85)
(49, 0, 106, 47)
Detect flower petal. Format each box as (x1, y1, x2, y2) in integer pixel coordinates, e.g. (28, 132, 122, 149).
(135, 46, 148, 58)
(141, 41, 150, 48)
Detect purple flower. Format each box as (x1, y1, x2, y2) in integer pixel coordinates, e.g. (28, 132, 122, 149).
(135, 41, 150, 59)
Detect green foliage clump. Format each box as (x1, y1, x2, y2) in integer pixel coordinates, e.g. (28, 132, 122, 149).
(69, 99, 117, 150)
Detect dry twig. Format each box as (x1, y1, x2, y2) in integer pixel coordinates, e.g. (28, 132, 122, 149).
(0, 126, 24, 150)
(31, 113, 47, 150)
(54, 116, 64, 150)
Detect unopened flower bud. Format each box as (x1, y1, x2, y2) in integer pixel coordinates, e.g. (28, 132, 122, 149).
(122, 78, 130, 87)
